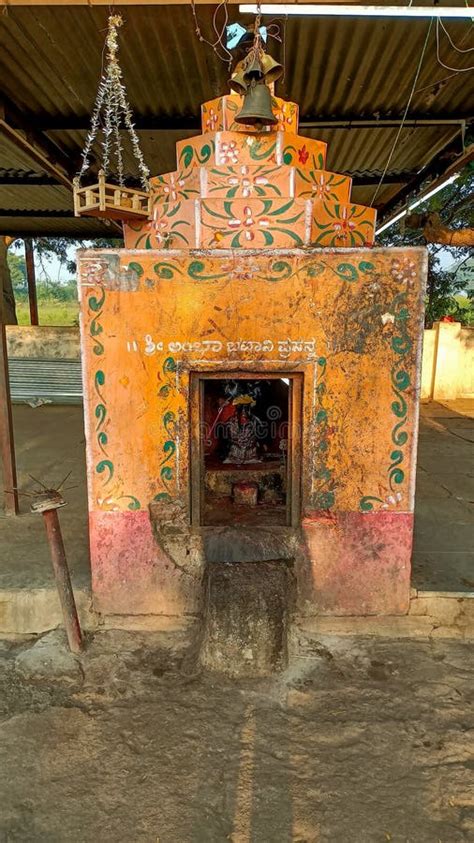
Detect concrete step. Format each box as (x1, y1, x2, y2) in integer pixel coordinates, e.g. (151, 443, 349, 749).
(199, 560, 295, 677)
(294, 591, 474, 643)
(0, 586, 97, 637)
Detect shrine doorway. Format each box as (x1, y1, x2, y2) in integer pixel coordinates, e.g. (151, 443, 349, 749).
(190, 373, 303, 527)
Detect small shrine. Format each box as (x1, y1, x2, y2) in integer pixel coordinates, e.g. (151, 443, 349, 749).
(77, 18, 426, 630)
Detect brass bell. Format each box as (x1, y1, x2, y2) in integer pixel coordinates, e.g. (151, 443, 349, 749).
(235, 79, 277, 126)
(229, 68, 248, 96)
(243, 52, 264, 83)
(260, 53, 284, 85)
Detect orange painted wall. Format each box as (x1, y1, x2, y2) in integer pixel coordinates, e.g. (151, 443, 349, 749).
(78, 246, 426, 617)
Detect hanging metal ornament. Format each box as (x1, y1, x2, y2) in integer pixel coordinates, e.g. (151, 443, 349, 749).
(73, 14, 151, 221)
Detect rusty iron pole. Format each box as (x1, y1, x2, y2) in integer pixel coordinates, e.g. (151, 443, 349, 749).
(0, 322, 19, 515)
(31, 491, 83, 653)
(24, 238, 39, 326)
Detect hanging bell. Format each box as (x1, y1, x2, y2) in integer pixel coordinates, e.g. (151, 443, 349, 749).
(229, 68, 248, 96)
(260, 53, 284, 85)
(243, 52, 264, 84)
(235, 79, 277, 126)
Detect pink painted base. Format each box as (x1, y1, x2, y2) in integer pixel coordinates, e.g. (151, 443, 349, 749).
(300, 511, 413, 616)
(89, 510, 413, 618)
(90, 511, 200, 616)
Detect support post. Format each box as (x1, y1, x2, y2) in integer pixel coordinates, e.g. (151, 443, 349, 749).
(0, 322, 19, 515)
(32, 491, 83, 653)
(24, 238, 39, 326)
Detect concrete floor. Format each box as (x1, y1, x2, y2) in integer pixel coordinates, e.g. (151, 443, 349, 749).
(0, 400, 473, 595)
(1, 629, 473, 841)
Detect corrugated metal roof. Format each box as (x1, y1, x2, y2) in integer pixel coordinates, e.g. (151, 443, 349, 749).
(0, 5, 472, 236)
(8, 358, 83, 404)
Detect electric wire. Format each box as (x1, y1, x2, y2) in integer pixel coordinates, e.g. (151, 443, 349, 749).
(438, 17, 474, 53)
(371, 18, 434, 207)
(436, 18, 474, 71)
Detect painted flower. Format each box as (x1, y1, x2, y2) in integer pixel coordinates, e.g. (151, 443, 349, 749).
(151, 214, 171, 245)
(219, 140, 240, 165)
(227, 165, 268, 198)
(85, 260, 108, 285)
(219, 259, 261, 279)
(391, 258, 417, 283)
(333, 207, 357, 243)
(205, 108, 219, 131)
(311, 174, 332, 201)
(381, 312, 395, 326)
(162, 174, 185, 203)
(298, 145, 309, 165)
(227, 205, 270, 241)
(275, 110, 294, 130)
(381, 492, 402, 510)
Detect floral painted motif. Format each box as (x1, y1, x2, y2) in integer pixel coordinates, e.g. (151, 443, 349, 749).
(205, 107, 218, 131)
(298, 145, 309, 165)
(274, 102, 297, 131)
(161, 173, 186, 202)
(227, 205, 271, 241)
(359, 290, 412, 512)
(201, 198, 306, 248)
(219, 140, 240, 165)
(312, 203, 376, 247)
(311, 356, 337, 510)
(206, 164, 284, 199)
(154, 357, 178, 502)
(227, 165, 268, 198)
(125, 203, 192, 249)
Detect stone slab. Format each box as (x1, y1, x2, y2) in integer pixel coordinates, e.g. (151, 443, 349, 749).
(200, 560, 295, 677)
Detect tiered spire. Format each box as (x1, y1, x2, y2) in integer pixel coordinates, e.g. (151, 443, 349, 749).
(123, 93, 376, 250)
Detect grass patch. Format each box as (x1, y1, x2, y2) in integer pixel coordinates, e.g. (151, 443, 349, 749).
(16, 300, 79, 326)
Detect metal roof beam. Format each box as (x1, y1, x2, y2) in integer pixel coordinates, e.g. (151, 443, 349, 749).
(352, 173, 415, 186)
(0, 210, 74, 217)
(0, 99, 78, 182)
(0, 122, 72, 190)
(31, 114, 471, 131)
(0, 174, 58, 185)
(377, 141, 474, 220)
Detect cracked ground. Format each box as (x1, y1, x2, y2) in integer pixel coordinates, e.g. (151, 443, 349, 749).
(0, 630, 473, 842)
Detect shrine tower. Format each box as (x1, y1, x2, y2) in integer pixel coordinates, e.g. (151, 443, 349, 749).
(123, 93, 376, 252)
(78, 86, 426, 627)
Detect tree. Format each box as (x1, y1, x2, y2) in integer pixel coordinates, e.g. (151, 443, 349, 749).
(378, 162, 474, 327)
(26, 236, 123, 281)
(0, 236, 17, 324)
(7, 253, 27, 296)
(6, 235, 123, 316)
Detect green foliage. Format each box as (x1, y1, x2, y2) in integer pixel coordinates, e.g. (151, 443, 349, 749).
(7, 252, 27, 296)
(378, 163, 474, 327)
(7, 236, 122, 325)
(424, 259, 474, 327)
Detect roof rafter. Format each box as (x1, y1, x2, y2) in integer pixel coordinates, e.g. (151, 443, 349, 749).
(378, 141, 474, 221)
(0, 174, 58, 185)
(19, 113, 471, 132)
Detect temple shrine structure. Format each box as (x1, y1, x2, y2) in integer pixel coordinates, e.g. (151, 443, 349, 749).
(78, 90, 426, 628)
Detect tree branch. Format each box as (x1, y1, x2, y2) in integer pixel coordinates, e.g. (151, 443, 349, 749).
(405, 212, 474, 246)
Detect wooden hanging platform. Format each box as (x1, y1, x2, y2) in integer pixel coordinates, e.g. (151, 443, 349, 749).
(73, 171, 150, 221)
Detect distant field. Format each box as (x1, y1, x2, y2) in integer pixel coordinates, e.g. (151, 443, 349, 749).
(16, 300, 79, 326)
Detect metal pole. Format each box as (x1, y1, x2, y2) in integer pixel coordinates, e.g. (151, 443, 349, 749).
(24, 238, 39, 326)
(0, 321, 19, 515)
(32, 492, 83, 653)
